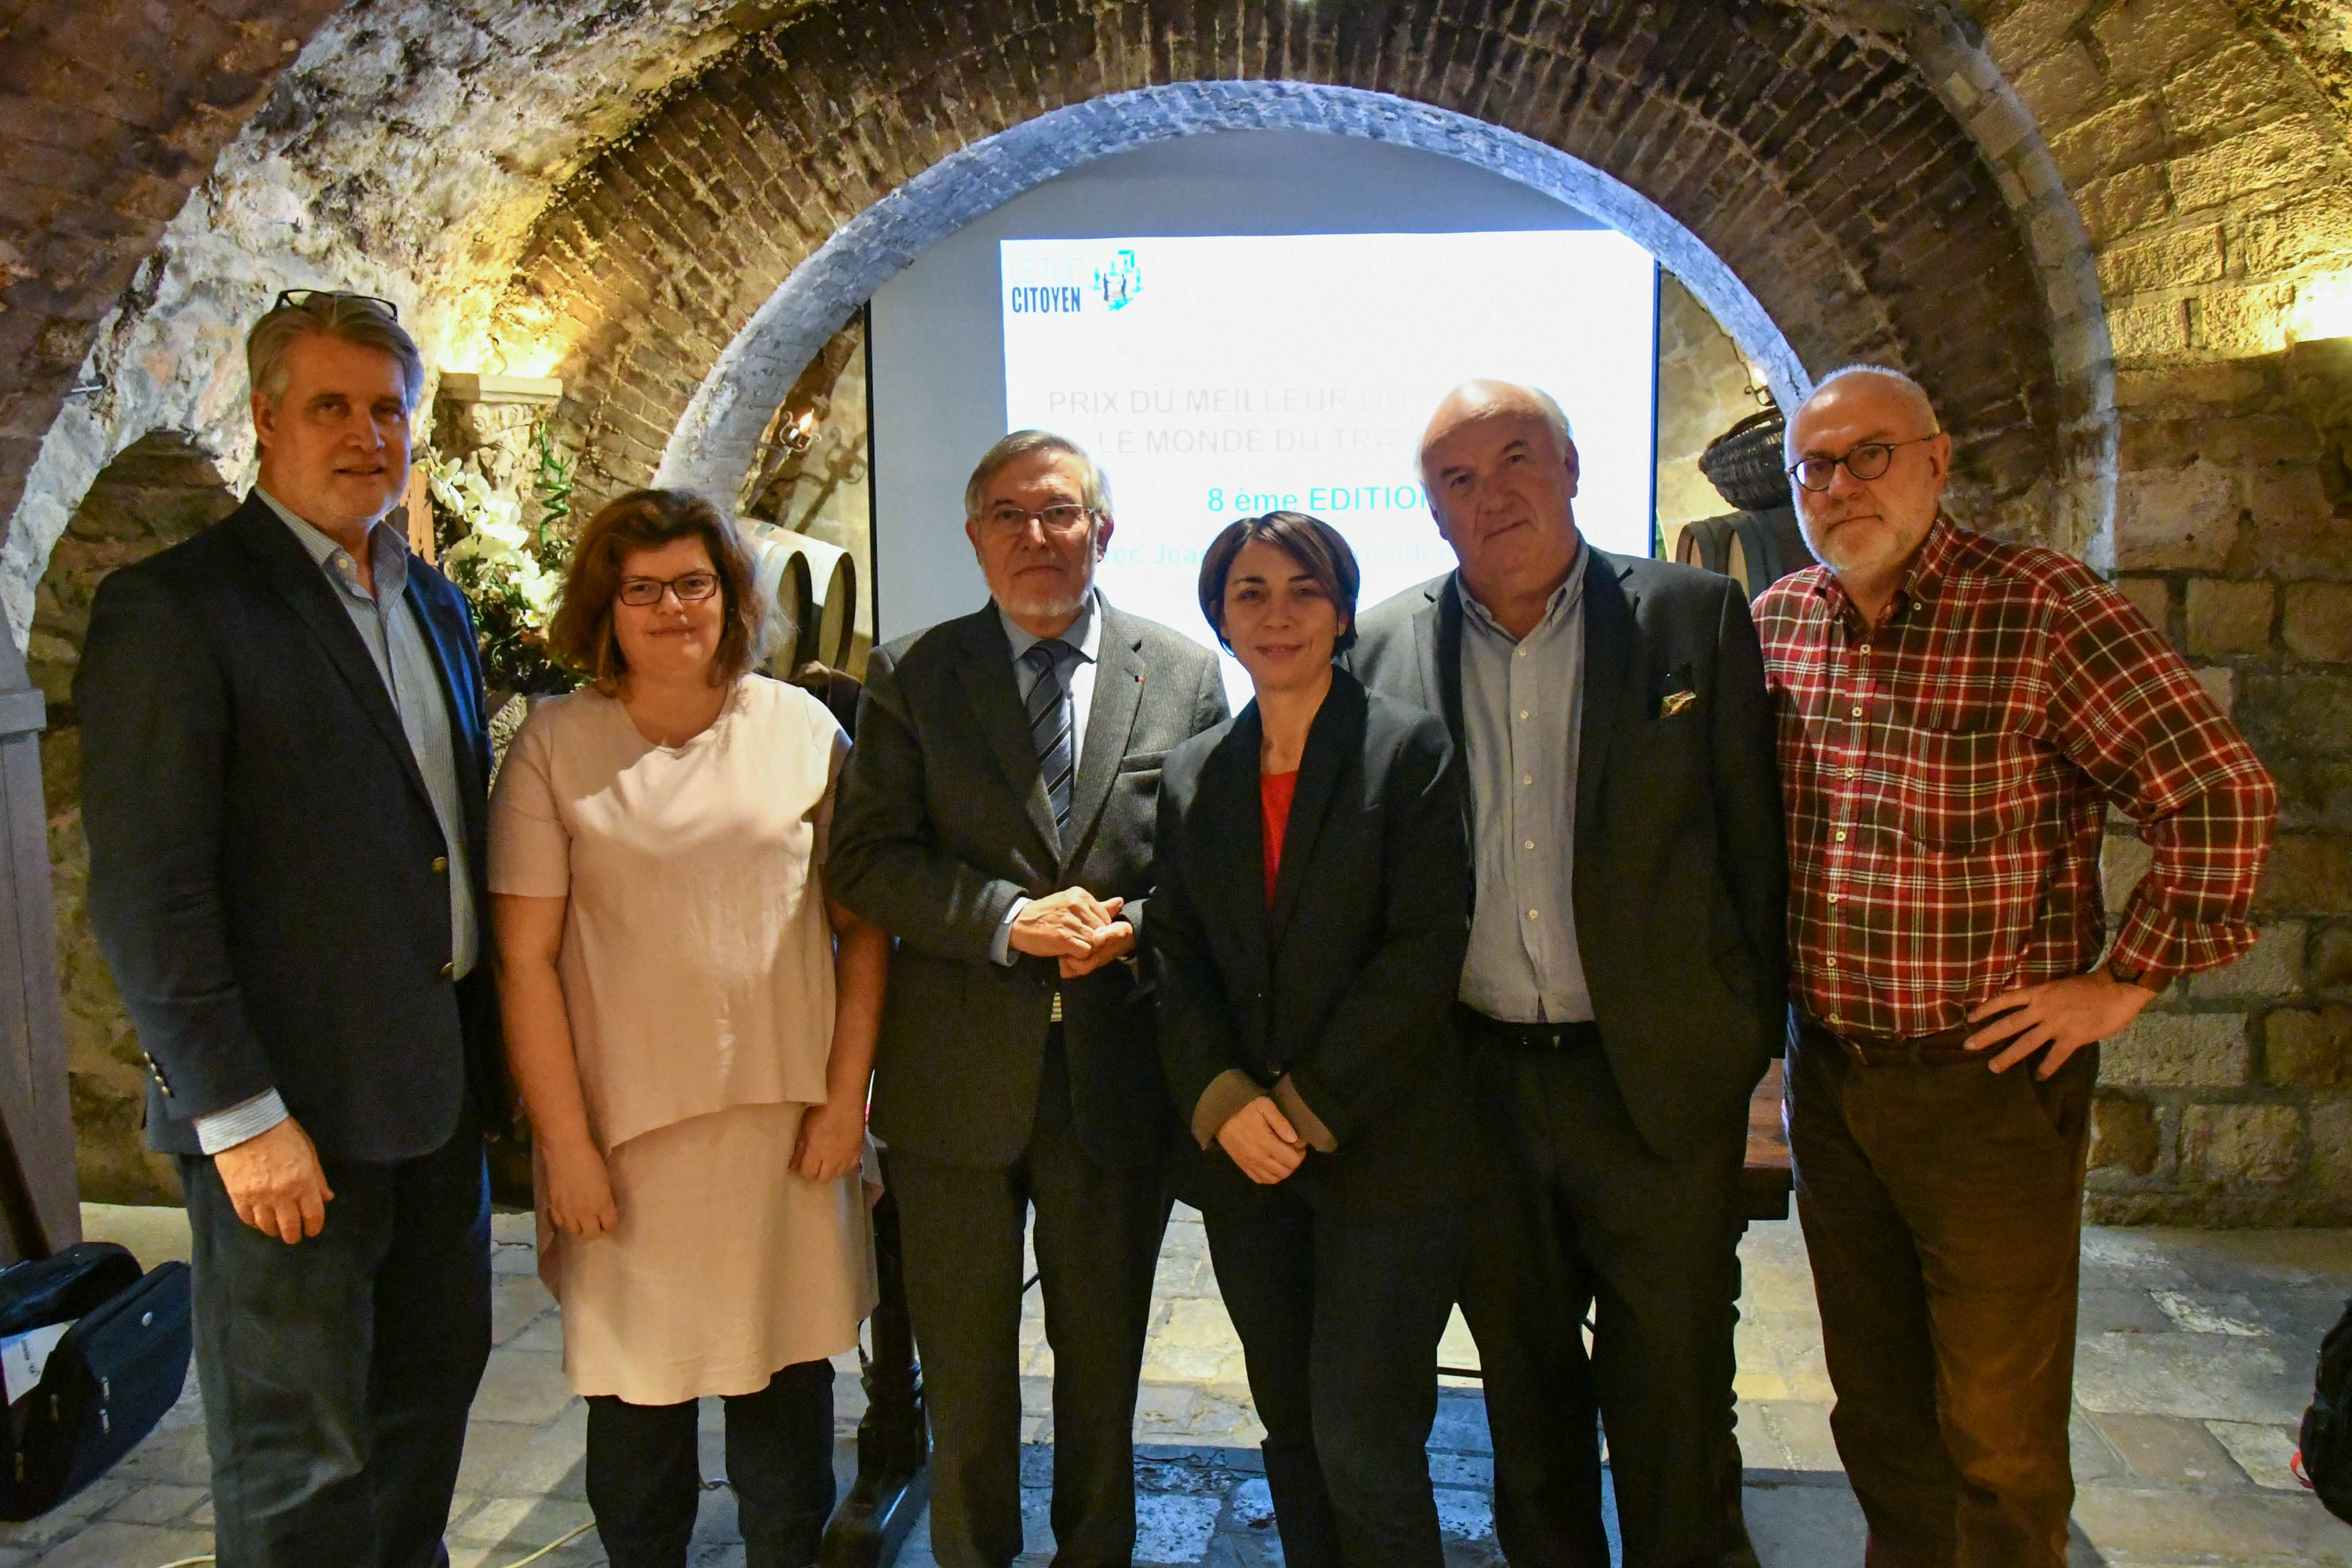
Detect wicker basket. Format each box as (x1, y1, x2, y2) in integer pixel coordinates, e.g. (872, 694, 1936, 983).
(1698, 407, 1790, 513)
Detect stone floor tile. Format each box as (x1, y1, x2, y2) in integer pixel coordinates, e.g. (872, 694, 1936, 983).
(490, 1274, 557, 1345)
(455, 1416, 541, 1495)
(1144, 1298, 1250, 1386)
(1427, 1393, 1493, 1454)
(30, 1521, 212, 1568)
(1743, 1477, 1865, 1566)
(23, 1208, 2352, 1568)
(1432, 1485, 1495, 1545)
(1427, 1451, 1493, 1489)
(2090, 1410, 2247, 1486)
(469, 1348, 577, 1425)
(2071, 1483, 2352, 1561)
(2073, 1328, 2308, 1425)
(491, 1399, 591, 1500)
(1745, 1400, 1843, 1474)
(451, 1493, 598, 1548)
(2077, 1286, 2176, 1337)
(2206, 1419, 2307, 1491)
(0, 1479, 135, 1549)
(1136, 1492, 1223, 1562)
(1731, 1402, 1799, 1471)
(2068, 1407, 2128, 1484)
(100, 1484, 205, 1526)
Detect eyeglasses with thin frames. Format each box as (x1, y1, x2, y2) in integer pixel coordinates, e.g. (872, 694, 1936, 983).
(982, 502, 1094, 535)
(273, 288, 401, 320)
(1787, 434, 1938, 492)
(616, 572, 722, 608)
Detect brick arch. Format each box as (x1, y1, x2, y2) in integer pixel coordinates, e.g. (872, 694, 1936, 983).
(0, 0, 344, 539)
(501, 0, 2065, 520)
(652, 82, 1810, 504)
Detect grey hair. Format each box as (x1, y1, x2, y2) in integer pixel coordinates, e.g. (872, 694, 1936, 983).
(1790, 365, 1942, 454)
(247, 293, 426, 414)
(964, 429, 1115, 519)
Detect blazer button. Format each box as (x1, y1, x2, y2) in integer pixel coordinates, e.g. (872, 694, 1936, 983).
(438, 962, 454, 980)
(430, 856, 449, 875)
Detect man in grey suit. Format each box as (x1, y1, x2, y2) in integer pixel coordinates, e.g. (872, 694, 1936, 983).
(1350, 382, 1786, 1568)
(829, 430, 1229, 1568)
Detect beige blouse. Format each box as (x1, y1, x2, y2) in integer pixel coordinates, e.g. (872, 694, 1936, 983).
(488, 675, 849, 1153)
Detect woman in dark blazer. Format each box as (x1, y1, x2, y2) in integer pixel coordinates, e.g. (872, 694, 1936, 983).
(1151, 511, 1472, 1568)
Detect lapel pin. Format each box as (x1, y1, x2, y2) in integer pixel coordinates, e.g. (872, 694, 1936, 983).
(1661, 690, 1698, 717)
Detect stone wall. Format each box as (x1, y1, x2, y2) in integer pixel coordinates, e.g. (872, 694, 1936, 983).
(0, 0, 342, 534)
(27, 431, 240, 1205)
(1952, 0, 2352, 1223)
(2081, 352, 2352, 1223)
(1657, 276, 1773, 556)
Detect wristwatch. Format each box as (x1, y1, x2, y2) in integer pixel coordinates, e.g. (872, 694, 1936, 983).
(2106, 955, 2161, 990)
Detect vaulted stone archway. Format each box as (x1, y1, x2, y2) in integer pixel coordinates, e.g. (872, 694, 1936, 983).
(495, 0, 2073, 537)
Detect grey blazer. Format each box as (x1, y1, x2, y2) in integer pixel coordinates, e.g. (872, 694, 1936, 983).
(829, 597, 1230, 1169)
(1347, 551, 1788, 1155)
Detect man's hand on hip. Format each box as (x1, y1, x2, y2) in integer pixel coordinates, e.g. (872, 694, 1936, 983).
(213, 1116, 335, 1244)
(1965, 969, 2158, 1078)
(1010, 888, 1124, 960)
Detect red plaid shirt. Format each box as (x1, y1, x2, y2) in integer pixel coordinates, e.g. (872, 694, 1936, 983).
(1754, 515, 2278, 1039)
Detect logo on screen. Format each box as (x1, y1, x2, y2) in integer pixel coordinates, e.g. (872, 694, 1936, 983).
(1094, 250, 1143, 312)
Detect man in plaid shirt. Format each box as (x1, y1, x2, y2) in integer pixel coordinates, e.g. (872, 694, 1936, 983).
(1756, 365, 2277, 1568)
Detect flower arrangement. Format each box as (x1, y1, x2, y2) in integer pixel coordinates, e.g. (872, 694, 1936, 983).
(431, 425, 580, 696)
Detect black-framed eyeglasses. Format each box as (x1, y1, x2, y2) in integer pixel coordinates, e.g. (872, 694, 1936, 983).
(1788, 434, 1938, 492)
(617, 572, 722, 607)
(983, 502, 1093, 534)
(273, 288, 400, 321)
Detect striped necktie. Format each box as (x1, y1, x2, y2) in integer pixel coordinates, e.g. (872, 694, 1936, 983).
(1022, 638, 1076, 841)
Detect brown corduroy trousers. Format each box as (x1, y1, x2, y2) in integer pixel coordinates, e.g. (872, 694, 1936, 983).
(1786, 1019, 2096, 1568)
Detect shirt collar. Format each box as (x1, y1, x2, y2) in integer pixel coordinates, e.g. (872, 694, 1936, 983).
(1459, 539, 1586, 642)
(999, 590, 1102, 666)
(1812, 511, 1959, 625)
(257, 487, 410, 604)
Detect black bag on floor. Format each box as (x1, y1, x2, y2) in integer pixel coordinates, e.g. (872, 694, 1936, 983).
(0, 1240, 192, 1520)
(2300, 1295, 2352, 1521)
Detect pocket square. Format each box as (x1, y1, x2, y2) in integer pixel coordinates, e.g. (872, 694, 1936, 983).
(1660, 689, 1699, 717)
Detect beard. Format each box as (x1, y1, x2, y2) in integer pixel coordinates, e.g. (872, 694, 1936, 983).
(1798, 508, 1919, 581)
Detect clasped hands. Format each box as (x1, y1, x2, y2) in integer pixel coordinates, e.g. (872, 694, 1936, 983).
(1010, 886, 1136, 978)
(1216, 1098, 1305, 1185)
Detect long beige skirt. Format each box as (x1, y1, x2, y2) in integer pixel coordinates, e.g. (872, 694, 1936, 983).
(538, 1100, 879, 1405)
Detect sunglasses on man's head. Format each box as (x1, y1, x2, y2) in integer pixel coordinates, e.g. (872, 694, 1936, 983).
(274, 289, 400, 320)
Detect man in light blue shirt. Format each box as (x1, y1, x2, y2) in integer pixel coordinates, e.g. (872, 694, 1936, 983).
(78, 291, 502, 1568)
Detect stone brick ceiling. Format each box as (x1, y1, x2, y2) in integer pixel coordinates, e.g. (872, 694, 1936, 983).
(506, 0, 2058, 518)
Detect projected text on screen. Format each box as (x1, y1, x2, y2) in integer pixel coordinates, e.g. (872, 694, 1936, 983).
(1000, 230, 1658, 675)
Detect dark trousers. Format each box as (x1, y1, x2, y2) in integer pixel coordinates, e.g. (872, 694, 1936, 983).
(584, 1359, 836, 1568)
(889, 1036, 1170, 1568)
(1457, 1020, 1746, 1568)
(1201, 1185, 1463, 1568)
(1786, 1023, 2095, 1568)
(182, 1121, 491, 1568)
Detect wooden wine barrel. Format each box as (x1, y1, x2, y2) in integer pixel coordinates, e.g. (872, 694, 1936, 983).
(1671, 507, 1816, 600)
(749, 525, 860, 672)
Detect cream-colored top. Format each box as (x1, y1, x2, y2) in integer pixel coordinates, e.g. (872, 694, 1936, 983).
(489, 675, 849, 1152)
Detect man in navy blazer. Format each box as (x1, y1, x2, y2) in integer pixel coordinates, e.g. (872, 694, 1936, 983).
(1350, 382, 1786, 1568)
(76, 292, 506, 1568)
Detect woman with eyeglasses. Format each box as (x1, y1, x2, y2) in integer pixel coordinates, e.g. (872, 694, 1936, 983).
(489, 488, 886, 1568)
(1151, 512, 1472, 1568)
